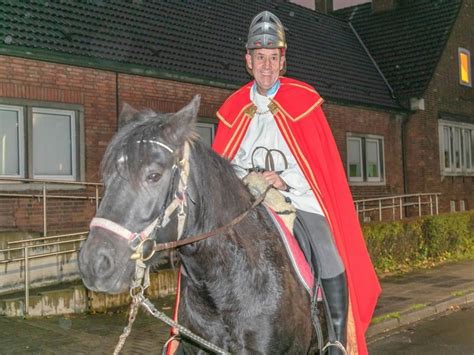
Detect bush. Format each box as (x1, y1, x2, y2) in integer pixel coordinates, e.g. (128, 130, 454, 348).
(363, 211, 474, 274)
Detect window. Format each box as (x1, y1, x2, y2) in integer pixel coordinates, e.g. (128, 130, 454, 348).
(347, 134, 384, 183)
(460, 200, 466, 212)
(347, 137, 363, 182)
(450, 200, 456, 212)
(196, 121, 216, 147)
(459, 48, 472, 87)
(0, 105, 24, 177)
(439, 120, 474, 175)
(32, 108, 76, 180)
(0, 102, 82, 181)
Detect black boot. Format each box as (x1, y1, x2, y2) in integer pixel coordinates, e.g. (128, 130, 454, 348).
(322, 272, 348, 355)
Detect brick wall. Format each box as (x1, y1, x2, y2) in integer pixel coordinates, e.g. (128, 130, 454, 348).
(0, 56, 117, 183)
(404, 0, 474, 213)
(0, 56, 403, 233)
(118, 74, 230, 119)
(324, 103, 404, 200)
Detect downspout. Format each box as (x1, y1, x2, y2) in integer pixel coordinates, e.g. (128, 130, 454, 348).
(400, 113, 409, 195)
(115, 72, 120, 129)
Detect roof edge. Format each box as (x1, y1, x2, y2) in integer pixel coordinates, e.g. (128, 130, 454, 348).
(0, 46, 405, 111)
(0, 46, 240, 91)
(348, 22, 397, 100)
(324, 95, 407, 113)
(416, 0, 464, 98)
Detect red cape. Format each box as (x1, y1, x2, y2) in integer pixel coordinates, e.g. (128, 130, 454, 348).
(212, 77, 381, 355)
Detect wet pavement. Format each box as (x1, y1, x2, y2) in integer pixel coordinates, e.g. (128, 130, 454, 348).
(369, 304, 474, 354)
(0, 296, 175, 355)
(368, 259, 474, 337)
(0, 259, 473, 354)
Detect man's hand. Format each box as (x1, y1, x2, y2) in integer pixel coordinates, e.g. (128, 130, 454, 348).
(262, 171, 288, 191)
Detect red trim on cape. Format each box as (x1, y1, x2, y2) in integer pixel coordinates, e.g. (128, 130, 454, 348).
(212, 77, 381, 355)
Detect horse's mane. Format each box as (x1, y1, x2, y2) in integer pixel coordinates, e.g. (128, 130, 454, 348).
(185, 141, 253, 235)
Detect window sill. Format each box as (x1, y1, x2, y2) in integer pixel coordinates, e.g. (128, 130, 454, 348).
(441, 172, 474, 177)
(349, 181, 386, 187)
(0, 182, 88, 192)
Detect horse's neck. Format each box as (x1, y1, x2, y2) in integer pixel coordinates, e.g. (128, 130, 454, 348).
(186, 144, 252, 233)
(179, 144, 255, 275)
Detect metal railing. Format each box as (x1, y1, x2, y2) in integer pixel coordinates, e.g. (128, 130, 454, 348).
(0, 177, 102, 236)
(0, 231, 88, 315)
(354, 192, 441, 222)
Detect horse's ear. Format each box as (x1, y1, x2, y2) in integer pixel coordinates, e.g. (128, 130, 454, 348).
(118, 103, 139, 128)
(177, 95, 200, 118)
(166, 95, 200, 145)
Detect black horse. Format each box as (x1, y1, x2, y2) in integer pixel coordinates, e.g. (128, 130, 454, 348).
(79, 97, 317, 354)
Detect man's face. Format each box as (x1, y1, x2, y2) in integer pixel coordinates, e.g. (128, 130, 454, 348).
(245, 48, 285, 96)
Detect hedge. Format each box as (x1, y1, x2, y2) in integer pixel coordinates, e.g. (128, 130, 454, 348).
(363, 211, 474, 274)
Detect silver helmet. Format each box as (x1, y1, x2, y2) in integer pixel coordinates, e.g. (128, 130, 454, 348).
(246, 11, 287, 50)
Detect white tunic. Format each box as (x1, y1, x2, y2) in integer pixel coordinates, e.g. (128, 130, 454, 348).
(231, 86, 324, 216)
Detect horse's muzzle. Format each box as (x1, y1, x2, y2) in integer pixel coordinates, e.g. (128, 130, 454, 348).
(78, 232, 133, 294)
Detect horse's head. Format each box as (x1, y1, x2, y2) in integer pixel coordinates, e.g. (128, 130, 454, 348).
(79, 96, 200, 294)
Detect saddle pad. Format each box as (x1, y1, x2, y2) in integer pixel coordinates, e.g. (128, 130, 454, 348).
(266, 206, 314, 294)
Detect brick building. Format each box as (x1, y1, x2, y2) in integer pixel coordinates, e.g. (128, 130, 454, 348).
(335, 0, 473, 213)
(0, 0, 471, 233)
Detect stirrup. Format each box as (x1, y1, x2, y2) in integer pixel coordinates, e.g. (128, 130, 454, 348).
(322, 340, 347, 355)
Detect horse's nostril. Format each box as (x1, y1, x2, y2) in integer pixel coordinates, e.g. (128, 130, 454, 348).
(93, 252, 115, 277)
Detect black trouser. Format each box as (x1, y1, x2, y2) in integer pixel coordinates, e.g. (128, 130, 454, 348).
(293, 210, 348, 354)
(293, 210, 344, 279)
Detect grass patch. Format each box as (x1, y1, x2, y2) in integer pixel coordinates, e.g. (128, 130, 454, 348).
(409, 303, 427, 311)
(371, 312, 400, 325)
(450, 289, 471, 297)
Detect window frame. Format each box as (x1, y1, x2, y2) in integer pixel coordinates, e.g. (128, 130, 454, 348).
(0, 99, 84, 183)
(196, 121, 216, 147)
(346, 133, 385, 185)
(439, 119, 474, 176)
(31, 107, 77, 181)
(0, 104, 25, 178)
(365, 138, 382, 182)
(450, 200, 456, 212)
(347, 137, 364, 182)
(458, 47, 472, 87)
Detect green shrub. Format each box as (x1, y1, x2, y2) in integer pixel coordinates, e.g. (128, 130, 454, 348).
(363, 211, 474, 274)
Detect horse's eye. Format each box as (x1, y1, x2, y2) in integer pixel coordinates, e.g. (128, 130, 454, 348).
(146, 172, 161, 183)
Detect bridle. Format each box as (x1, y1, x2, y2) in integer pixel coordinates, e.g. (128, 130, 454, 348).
(90, 140, 271, 263)
(89, 141, 191, 262)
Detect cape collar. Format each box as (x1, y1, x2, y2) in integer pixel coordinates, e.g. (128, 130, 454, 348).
(216, 77, 324, 128)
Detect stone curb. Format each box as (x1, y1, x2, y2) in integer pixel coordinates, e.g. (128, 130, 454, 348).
(367, 291, 474, 338)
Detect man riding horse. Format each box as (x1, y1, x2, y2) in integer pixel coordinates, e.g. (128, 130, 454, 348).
(212, 11, 381, 355)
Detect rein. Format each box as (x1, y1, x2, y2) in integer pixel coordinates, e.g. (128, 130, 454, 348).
(147, 183, 271, 255)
